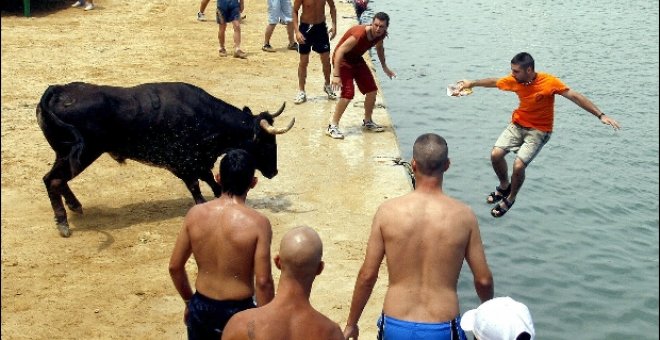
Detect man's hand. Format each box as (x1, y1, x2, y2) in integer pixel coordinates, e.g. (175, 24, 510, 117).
(295, 31, 306, 44)
(458, 80, 473, 89)
(328, 26, 336, 40)
(383, 66, 396, 79)
(331, 75, 342, 93)
(343, 324, 359, 339)
(600, 115, 621, 130)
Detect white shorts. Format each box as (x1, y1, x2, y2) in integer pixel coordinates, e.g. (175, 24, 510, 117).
(267, 0, 293, 24)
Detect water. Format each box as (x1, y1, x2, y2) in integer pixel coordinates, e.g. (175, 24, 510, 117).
(361, 1, 659, 339)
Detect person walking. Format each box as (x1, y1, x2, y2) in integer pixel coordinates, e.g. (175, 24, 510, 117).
(326, 12, 396, 139)
(169, 149, 275, 339)
(458, 52, 621, 217)
(222, 226, 344, 340)
(343, 133, 494, 339)
(291, 0, 338, 104)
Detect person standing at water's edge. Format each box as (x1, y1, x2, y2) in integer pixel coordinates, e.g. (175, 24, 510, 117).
(326, 11, 396, 139)
(458, 52, 621, 218)
(169, 149, 275, 339)
(343, 133, 494, 340)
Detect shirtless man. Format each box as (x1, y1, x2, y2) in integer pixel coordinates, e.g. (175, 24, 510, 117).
(169, 149, 275, 339)
(291, 0, 338, 104)
(343, 133, 494, 340)
(222, 226, 344, 340)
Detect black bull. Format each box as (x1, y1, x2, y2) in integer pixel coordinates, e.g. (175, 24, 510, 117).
(37, 82, 295, 237)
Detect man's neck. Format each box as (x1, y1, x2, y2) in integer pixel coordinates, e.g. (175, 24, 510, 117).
(218, 193, 248, 204)
(275, 277, 314, 302)
(413, 176, 444, 193)
(366, 25, 374, 41)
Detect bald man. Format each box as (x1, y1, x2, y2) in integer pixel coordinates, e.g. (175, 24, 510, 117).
(343, 133, 494, 340)
(222, 226, 344, 340)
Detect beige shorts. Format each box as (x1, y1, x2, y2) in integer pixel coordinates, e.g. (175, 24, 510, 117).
(494, 122, 552, 165)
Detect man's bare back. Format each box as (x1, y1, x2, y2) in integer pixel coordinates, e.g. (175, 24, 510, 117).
(377, 190, 480, 322)
(185, 197, 272, 302)
(344, 134, 493, 339)
(222, 226, 344, 340)
(169, 149, 275, 338)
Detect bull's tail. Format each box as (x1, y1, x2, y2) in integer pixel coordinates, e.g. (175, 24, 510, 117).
(37, 85, 85, 176)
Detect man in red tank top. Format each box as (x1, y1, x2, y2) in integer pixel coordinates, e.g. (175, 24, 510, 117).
(325, 12, 396, 139)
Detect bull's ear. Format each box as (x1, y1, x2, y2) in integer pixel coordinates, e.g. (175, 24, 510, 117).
(242, 106, 252, 115)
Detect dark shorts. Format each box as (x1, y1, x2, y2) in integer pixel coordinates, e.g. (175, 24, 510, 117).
(298, 22, 331, 55)
(338, 60, 377, 99)
(377, 313, 467, 340)
(216, 0, 241, 24)
(186, 292, 256, 340)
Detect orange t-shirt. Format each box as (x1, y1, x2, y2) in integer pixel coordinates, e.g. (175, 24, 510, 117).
(496, 72, 568, 132)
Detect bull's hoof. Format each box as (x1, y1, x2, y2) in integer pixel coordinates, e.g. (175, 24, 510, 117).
(67, 204, 83, 214)
(57, 223, 71, 238)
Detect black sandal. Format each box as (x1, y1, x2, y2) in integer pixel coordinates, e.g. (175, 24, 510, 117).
(486, 184, 511, 204)
(491, 197, 514, 218)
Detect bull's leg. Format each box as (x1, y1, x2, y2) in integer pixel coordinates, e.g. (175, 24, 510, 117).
(199, 170, 222, 198)
(43, 158, 74, 237)
(44, 150, 102, 237)
(175, 173, 206, 204)
(61, 183, 83, 214)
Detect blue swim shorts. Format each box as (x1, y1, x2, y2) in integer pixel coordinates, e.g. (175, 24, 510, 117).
(377, 313, 467, 340)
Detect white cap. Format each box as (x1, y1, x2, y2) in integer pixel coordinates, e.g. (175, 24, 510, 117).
(460, 297, 535, 340)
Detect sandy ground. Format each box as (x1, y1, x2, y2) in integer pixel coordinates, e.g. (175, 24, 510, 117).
(1, 0, 412, 338)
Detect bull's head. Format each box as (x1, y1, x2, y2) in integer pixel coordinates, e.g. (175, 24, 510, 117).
(250, 103, 295, 178)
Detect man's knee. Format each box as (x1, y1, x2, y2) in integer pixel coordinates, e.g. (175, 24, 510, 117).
(512, 158, 527, 172)
(491, 147, 507, 160)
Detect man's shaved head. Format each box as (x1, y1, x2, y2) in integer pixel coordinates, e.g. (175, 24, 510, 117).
(412, 133, 449, 176)
(278, 226, 323, 276)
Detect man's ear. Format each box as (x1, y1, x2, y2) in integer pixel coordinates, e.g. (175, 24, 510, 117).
(250, 176, 258, 189)
(274, 254, 282, 270)
(316, 261, 325, 276)
(411, 159, 417, 172)
(215, 173, 221, 184)
(444, 158, 451, 172)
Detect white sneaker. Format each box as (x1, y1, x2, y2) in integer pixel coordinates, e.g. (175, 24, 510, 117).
(326, 124, 344, 139)
(84, 3, 94, 10)
(323, 84, 337, 100)
(294, 91, 306, 104)
(362, 119, 384, 132)
(197, 12, 206, 21)
(71, 0, 83, 7)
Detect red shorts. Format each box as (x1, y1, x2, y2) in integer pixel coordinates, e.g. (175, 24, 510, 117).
(338, 60, 377, 100)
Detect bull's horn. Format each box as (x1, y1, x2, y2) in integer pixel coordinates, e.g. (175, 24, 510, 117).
(269, 102, 286, 118)
(260, 117, 295, 135)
